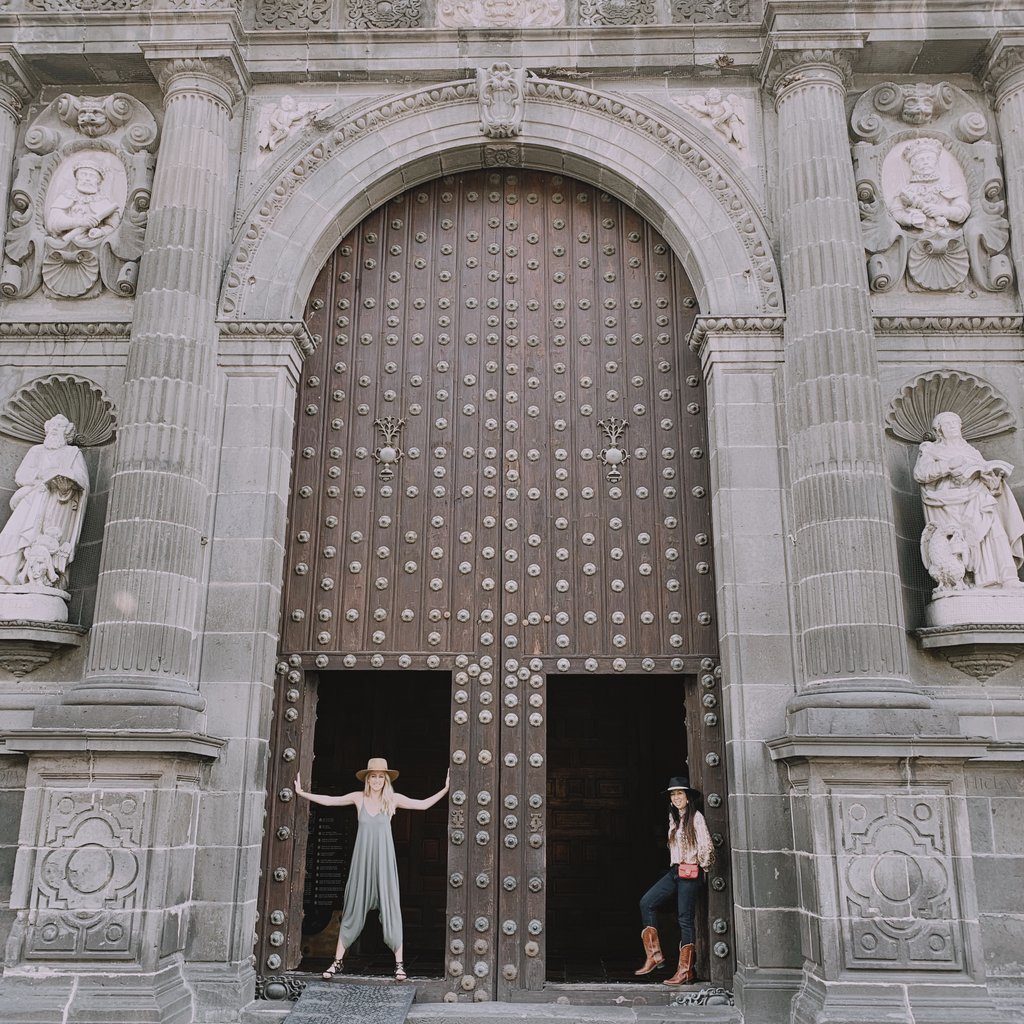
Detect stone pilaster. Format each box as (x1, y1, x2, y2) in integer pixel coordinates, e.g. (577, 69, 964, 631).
(45, 51, 249, 731)
(984, 33, 1024, 300)
(0, 49, 35, 259)
(762, 38, 930, 725)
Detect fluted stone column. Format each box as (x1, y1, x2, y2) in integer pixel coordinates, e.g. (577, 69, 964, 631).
(0, 50, 35, 259)
(985, 34, 1024, 297)
(764, 41, 929, 724)
(47, 52, 248, 730)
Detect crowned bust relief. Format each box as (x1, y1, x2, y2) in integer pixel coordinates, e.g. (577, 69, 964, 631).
(851, 81, 1013, 296)
(1, 93, 158, 301)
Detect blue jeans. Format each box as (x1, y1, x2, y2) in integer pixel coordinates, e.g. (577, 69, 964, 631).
(639, 866, 701, 946)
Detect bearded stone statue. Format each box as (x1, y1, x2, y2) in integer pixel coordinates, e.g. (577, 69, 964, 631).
(0, 414, 90, 623)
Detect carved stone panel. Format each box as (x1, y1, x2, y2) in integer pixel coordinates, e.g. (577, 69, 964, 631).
(850, 82, 1013, 297)
(25, 790, 148, 960)
(1, 93, 158, 300)
(832, 787, 965, 971)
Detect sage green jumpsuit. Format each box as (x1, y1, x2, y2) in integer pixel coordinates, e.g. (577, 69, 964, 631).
(338, 804, 403, 952)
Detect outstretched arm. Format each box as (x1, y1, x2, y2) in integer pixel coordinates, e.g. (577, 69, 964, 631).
(393, 769, 451, 811)
(293, 772, 362, 808)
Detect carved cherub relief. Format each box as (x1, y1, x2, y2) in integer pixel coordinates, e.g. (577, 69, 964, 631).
(678, 89, 747, 150)
(1, 93, 158, 301)
(851, 81, 1013, 296)
(257, 95, 333, 155)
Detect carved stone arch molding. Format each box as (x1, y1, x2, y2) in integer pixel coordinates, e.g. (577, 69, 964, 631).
(884, 369, 1017, 444)
(0, 373, 117, 447)
(220, 76, 780, 320)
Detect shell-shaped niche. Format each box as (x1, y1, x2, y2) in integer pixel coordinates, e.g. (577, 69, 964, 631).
(885, 369, 1016, 444)
(0, 374, 117, 447)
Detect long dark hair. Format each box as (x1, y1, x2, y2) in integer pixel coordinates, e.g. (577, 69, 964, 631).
(668, 799, 698, 852)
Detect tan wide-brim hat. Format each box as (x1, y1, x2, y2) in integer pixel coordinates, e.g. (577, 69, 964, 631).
(356, 756, 399, 782)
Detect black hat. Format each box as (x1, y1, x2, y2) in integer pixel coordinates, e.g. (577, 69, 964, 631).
(665, 775, 698, 794)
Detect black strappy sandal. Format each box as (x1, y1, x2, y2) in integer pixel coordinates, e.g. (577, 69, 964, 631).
(394, 961, 407, 981)
(322, 958, 343, 980)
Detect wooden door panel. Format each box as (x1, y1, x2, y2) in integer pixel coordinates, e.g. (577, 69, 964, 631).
(258, 169, 732, 998)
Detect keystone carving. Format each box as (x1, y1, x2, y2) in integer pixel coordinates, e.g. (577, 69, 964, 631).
(477, 64, 526, 139)
(1, 93, 158, 300)
(851, 82, 1013, 294)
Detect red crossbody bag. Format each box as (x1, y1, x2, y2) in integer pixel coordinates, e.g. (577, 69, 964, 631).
(677, 863, 700, 880)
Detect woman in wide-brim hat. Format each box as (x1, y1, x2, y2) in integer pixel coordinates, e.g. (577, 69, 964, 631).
(633, 775, 715, 986)
(294, 756, 449, 982)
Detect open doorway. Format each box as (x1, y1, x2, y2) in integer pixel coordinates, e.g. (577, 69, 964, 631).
(545, 674, 697, 984)
(298, 671, 450, 979)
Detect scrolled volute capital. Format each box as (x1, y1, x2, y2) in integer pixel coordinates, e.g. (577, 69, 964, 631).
(0, 52, 37, 121)
(147, 50, 249, 109)
(982, 34, 1024, 102)
(760, 36, 862, 105)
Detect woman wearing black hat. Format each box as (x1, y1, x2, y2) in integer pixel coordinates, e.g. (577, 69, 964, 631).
(634, 775, 714, 985)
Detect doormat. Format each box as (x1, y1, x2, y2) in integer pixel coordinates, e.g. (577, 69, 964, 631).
(283, 980, 417, 1024)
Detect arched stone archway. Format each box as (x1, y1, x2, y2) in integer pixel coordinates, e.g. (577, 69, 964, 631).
(220, 78, 782, 321)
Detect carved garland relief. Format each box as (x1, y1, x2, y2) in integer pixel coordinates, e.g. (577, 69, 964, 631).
(851, 82, 1013, 295)
(2, 93, 158, 301)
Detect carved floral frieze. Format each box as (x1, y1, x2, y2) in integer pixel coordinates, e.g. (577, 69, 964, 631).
(579, 0, 655, 27)
(672, 0, 748, 21)
(1, 93, 158, 301)
(253, 0, 330, 28)
(851, 82, 1013, 295)
(348, 0, 421, 27)
(437, 0, 563, 28)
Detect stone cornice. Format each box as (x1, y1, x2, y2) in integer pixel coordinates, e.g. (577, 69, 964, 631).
(0, 321, 132, 339)
(218, 319, 316, 358)
(145, 45, 250, 107)
(759, 32, 864, 101)
(687, 316, 785, 353)
(872, 315, 1024, 335)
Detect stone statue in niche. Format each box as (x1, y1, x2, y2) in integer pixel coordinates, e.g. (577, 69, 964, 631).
(0, 414, 89, 624)
(915, 412, 1024, 627)
(477, 63, 526, 139)
(678, 89, 747, 149)
(850, 81, 1013, 295)
(257, 96, 333, 154)
(1, 93, 158, 300)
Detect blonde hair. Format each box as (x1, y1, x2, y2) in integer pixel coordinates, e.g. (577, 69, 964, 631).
(363, 773, 396, 818)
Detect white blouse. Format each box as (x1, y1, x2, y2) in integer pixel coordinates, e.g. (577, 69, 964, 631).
(667, 810, 714, 869)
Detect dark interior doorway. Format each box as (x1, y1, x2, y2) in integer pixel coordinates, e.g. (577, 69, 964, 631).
(545, 674, 693, 984)
(299, 671, 449, 978)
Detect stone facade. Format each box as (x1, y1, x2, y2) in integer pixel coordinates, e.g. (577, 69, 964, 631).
(0, 4, 1020, 1024)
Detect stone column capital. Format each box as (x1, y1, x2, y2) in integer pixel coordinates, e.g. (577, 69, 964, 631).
(760, 33, 864, 107)
(145, 45, 250, 110)
(982, 31, 1024, 106)
(0, 48, 37, 122)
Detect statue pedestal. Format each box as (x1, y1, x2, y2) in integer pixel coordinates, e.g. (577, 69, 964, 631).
(0, 619, 85, 677)
(0, 585, 70, 623)
(925, 587, 1024, 627)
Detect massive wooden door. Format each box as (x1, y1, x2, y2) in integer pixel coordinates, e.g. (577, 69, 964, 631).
(257, 170, 732, 1002)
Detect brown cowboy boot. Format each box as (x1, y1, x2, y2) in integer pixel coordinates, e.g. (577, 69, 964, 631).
(663, 943, 695, 986)
(634, 926, 665, 975)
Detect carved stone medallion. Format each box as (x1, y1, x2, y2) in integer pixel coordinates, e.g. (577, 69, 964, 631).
(1, 93, 158, 301)
(851, 82, 1013, 295)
